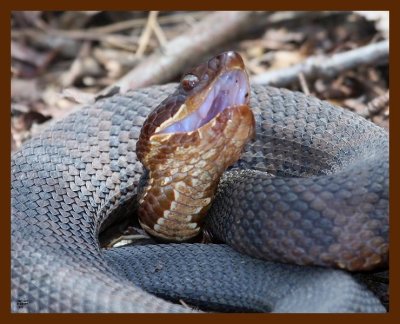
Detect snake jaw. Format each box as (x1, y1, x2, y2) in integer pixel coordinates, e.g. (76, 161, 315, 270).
(158, 69, 250, 134)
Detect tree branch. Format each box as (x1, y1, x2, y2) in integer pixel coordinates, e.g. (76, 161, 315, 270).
(251, 40, 389, 87)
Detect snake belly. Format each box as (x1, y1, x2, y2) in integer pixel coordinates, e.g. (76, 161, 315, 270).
(11, 84, 388, 313)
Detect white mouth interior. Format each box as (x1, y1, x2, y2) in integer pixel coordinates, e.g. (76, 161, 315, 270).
(159, 70, 249, 134)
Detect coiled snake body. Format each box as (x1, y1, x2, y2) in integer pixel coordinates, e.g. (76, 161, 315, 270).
(11, 54, 388, 313)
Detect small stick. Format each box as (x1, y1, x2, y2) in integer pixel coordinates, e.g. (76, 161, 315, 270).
(251, 40, 389, 87)
(298, 72, 310, 95)
(152, 15, 168, 48)
(135, 11, 159, 58)
(178, 299, 200, 311)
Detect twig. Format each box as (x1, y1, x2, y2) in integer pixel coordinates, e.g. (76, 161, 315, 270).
(178, 299, 200, 312)
(298, 72, 310, 95)
(251, 40, 389, 87)
(152, 17, 168, 48)
(179, 299, 191, 309)
(135, 11, 167, 56)
(135, 11, 159, 58)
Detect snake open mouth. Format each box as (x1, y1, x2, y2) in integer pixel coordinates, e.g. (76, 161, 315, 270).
(159, 70, 249, 134)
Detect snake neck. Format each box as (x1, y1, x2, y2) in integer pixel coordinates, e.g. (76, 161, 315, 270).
(138, 166, 217, 241)
(137, 105, 255, 241)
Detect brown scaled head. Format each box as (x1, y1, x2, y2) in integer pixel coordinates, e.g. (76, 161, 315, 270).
(136, 51, 251, 164)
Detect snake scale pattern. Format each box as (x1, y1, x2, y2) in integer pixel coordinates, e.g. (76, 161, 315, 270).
(11, 83, 388, 313)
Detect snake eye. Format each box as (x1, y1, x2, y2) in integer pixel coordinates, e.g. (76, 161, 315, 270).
(181, 74, 199, 91)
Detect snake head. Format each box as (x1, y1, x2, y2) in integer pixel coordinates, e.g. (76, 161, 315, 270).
(136, 51, 253, 164)
(136, 51, 255, 241)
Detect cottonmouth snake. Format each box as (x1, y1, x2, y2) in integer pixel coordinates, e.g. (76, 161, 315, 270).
(11, 52, 388, 313)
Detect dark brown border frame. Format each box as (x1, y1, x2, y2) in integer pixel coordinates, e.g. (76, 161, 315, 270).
(2, 2, 397, 324)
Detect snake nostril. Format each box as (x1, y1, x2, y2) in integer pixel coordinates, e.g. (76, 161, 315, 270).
(209, 57, 220, 71)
